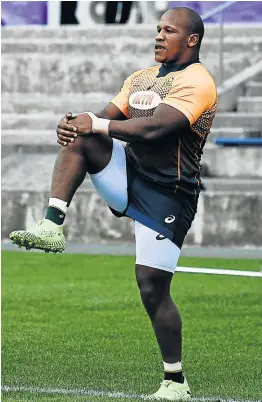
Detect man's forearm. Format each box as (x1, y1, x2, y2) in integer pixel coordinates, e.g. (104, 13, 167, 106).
(108, 117, 163, 143)
(86, 104, 189, 142)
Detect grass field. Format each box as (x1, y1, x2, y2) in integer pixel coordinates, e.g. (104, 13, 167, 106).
(2, 251, 262, 401)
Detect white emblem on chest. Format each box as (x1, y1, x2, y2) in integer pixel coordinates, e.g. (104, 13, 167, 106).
(129, 91, 161, 110)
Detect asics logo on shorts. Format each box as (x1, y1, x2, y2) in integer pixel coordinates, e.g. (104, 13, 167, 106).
(156, 215, 176, 240)
(156, 234, 166, 241)
(165, 215, 176, 223)
(129, 91, 161, 110)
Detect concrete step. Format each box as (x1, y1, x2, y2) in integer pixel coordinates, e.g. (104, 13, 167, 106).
(3, 37, 262, 54)
(2, 188, 262, 247)
(2, 112, 261, 130)
(1, 53, 146, 94)
(4, 94, 262, 125)
(2, 52, 261, 94)
(2, 25, 262, 39)
(202, 178, 262, 192)
(1, 93, 113, 114)
(245, 81, 262, 97)
(2, 128, 259, 151)
(237, 97, 262, 113)
(2, 144, 262, 183)
(213, 113, 262, 130)
(3, 93, 261, 134)
(201, 145, 262, 178)
(207, 128, 261, 142)
(2, 25, 262, 40)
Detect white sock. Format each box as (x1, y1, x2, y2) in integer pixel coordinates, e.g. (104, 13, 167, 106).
(48, 198, 68, 214)
(163, 361, 182, 373)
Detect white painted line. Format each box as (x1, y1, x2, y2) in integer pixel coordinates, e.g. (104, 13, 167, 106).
(1, 385, 261, 402)
(177, 266, 262, 278)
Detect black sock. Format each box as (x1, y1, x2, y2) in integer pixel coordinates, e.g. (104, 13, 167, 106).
(164, 371, 184, 384)
(45, 206, 66, 225)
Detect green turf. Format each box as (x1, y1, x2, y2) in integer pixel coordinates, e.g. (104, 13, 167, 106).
(2, 251, 262, 401)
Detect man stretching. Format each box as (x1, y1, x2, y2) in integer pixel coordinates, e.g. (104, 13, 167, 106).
(10, 7, 217, 401)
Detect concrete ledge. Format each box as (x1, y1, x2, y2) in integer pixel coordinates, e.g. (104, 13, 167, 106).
(213, 113, 262, 129)
(217, 60, 262, 111)
(203, 178, 262, 192)
(1, 127, 260, 155)
(2, 25, 262, 39)
(2, 190, 262, 247)
(3, 93, 262, 121)
(2, 144, 262, 182)
(2, 112, 262, 131)
(201, 145, 262, 178)
(2, 52, 258, 93)
(3, 38, 262, 54)
(1, 93, 113, 114)
(246, 81, 262, 97)
(237, 97, 262, 113)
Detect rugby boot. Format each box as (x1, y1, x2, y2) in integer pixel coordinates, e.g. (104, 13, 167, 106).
(9, 218, 65, 253)
(145, 378, 191, 401)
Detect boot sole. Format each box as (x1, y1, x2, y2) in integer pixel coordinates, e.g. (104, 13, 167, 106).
(9, 233, 65, 254)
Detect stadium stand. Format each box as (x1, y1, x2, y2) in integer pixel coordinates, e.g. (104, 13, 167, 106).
(1, 22, 262, 247)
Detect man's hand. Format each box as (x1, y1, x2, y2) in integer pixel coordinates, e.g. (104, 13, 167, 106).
(57, 113, 78, 146)
(56, 112, 93, 146)
(70, 113, 93, 136)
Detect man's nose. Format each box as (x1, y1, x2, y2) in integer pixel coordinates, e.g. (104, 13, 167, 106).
(155, 30, 165, 41)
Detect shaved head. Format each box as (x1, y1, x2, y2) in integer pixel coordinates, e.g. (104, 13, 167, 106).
(155, 7, 204, 64)
(169, 7, 204, 48)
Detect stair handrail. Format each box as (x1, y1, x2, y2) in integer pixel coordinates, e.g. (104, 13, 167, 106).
(201, 1, 238, 22)
(201, 1, 239, 86)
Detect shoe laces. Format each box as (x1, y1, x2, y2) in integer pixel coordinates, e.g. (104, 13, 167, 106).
(160, 380, 173, 388)
(36, 218, 45, 227)
(160, 380, 186, 396)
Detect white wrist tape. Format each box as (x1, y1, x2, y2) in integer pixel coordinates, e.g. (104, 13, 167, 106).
(84, 112, 110, 135)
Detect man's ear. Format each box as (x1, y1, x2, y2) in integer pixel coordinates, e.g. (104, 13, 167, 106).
(188, 33, 199, 48)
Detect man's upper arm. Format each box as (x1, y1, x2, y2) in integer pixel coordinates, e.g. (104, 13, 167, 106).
(96, 74, 133, 120)
(105, 69, 144, 119)
(97, 103, 127, 120)
(160, 69, 217, 125)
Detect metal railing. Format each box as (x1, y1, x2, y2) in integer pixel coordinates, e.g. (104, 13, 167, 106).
(202, 1, 239, 86)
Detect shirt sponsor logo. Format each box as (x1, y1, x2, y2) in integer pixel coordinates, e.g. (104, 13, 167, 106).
(129, 91, 161, 110)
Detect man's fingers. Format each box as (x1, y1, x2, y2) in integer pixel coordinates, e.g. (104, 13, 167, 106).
(58, 119, 77, 132)
(57, 139, 68, 146)
(57, 128, 77, 138)
(58, 122, 77, 132)
(57, 134, 75, 143)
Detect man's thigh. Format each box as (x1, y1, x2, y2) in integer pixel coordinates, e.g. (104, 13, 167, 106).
(88, 139, 128, 213)
(135, 221, 181, 274)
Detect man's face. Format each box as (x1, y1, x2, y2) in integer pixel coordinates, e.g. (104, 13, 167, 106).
(155, 10, 190, 64)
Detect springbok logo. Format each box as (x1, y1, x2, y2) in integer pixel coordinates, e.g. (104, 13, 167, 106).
(129, 91, 161, 110)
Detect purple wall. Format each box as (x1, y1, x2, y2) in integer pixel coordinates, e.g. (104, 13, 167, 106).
(1, 1, 262, 26)
(169, 1, 262, 23)
(1, 1, 47, 25)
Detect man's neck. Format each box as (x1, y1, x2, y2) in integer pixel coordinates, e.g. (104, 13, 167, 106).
(158, 57, 200, 78)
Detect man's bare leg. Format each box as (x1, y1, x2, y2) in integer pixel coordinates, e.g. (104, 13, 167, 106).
(9, 134, 113, 251)
(136, 265, 184, 382)
(50, 134, 113, 204)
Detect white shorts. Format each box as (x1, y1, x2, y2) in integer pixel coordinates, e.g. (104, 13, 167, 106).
(89, 140, 180, 274)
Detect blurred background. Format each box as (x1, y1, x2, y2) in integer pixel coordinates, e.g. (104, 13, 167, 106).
(1, 1, 262, 250)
